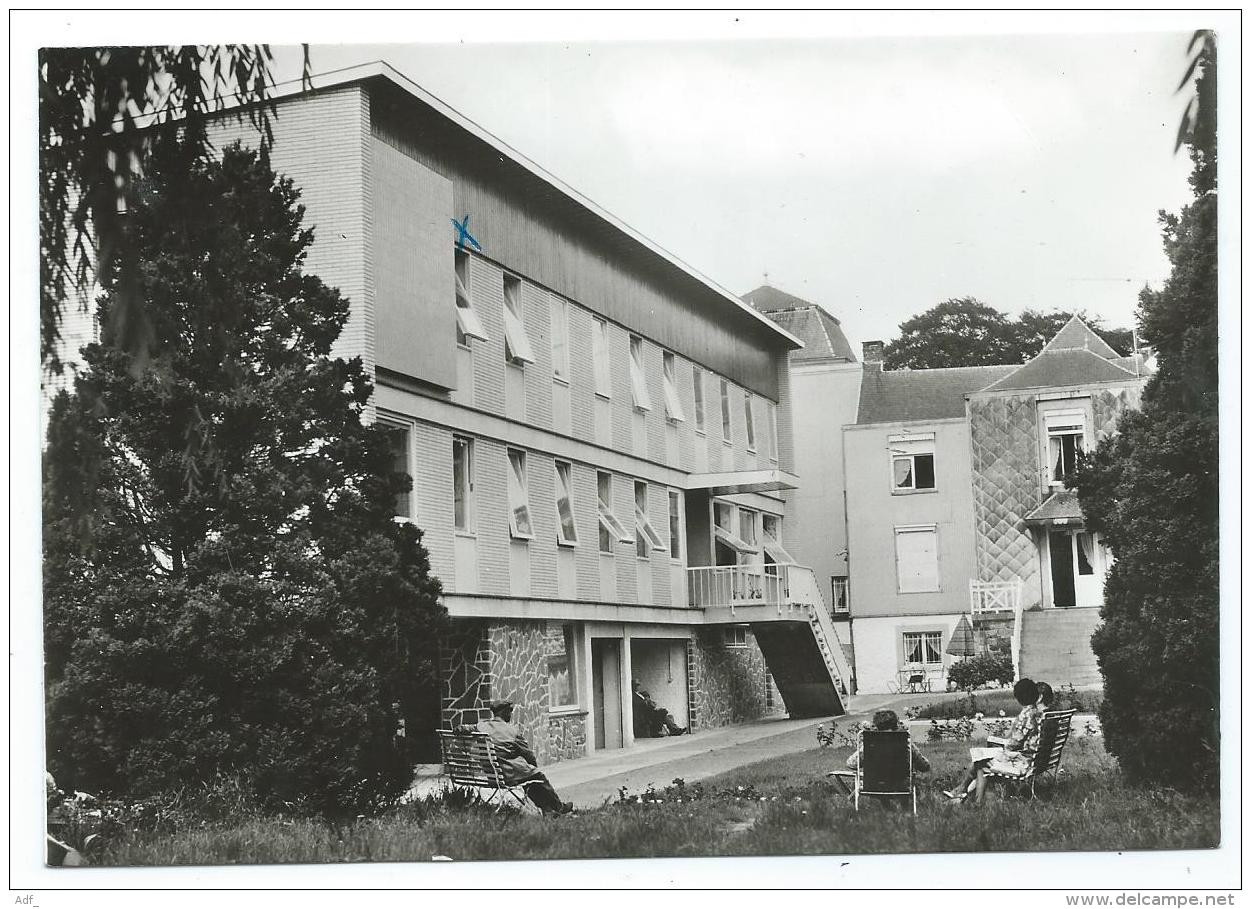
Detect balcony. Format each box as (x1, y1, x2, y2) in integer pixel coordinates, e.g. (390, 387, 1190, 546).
(688, 564, 786, 610)
(969, 579, 1022, 615)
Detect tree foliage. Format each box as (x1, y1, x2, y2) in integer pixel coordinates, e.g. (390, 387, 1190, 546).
(39, 45, 308, 372)
(1074, 35, 1218, 793)
(883, 298, 1131, 370)
(43, 143, 446, 814)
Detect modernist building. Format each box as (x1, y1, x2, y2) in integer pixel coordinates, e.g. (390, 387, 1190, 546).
(111, 63, 849, 766)
(841, 318, 1149, 693)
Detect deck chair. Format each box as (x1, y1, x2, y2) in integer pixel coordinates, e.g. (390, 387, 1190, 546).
(984, 708, 1077, 799)
(439, 730, 539, 813)
(854, 729, 917, 814)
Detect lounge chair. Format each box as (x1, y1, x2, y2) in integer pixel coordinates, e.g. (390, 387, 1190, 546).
(983, 708, 1077, 799)
(854, 729, 917, 814)
(439, 730, 540, 813)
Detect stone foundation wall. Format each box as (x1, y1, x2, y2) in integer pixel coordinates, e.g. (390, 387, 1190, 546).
(973, 614, 1014, 657)
(687, 629, 774, 730)
(547, 713, 588, 763)
(441, 620, 492, 730)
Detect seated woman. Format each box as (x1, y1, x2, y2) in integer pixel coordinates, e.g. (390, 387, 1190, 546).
(828, 709, 930, 797)
(943, 678, 1041, 805)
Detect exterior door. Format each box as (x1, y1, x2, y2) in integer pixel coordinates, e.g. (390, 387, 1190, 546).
(1072, 531, 1103, 607)
(1048, 531, 1076, 608)
(592, 639, 623, 750)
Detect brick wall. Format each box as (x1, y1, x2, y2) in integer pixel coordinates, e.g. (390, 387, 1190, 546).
(474, 438, 511, 597)
(411, 422, 455, 584)
(524, 284, 554, 431)
(528, 453, 559, 597)
(469, 256, 506, 416)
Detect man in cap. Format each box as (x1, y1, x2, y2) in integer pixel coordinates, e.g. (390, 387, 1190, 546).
(459, 700, 572, 816)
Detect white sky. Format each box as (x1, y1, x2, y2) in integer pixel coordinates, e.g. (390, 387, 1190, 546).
(271, 24, 1198, 351)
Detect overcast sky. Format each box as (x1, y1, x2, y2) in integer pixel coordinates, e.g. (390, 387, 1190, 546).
(272, 27, 1196, 352)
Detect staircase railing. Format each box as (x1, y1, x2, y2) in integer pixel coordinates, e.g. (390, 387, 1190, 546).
(787, 565, 854, 696)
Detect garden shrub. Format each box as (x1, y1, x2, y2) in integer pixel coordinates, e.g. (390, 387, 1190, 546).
(946, 652, 1014, 693)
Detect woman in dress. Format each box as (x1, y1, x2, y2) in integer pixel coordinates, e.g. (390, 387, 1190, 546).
(943, 677, 1041, 805)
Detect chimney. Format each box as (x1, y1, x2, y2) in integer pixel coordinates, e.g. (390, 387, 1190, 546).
(862, 340, 885, 367)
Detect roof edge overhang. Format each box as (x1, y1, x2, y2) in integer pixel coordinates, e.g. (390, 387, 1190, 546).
(1023, 491, 1086, 527)
(265, 61, 804, 352)
(684, 468, 799, 496)
(967, 375, 1149, 401)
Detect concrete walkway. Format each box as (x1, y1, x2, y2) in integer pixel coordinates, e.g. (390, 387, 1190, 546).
(547, 692, 935, 808)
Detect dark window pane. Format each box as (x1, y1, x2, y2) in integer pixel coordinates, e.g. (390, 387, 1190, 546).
(915, 454, 935, 489)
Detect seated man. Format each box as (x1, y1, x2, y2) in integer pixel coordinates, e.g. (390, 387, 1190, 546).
(631, 681, 688, 738)
(828, 709, 931, 797)
(457, 700, 572, 816)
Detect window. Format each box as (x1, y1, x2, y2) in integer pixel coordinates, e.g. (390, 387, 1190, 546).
(629, 335, 652, 411)
(720, 379, 732, 441)
(546, 623, 578, 709)
(903, 631, 943, 665)
(890, 433, 936, 492)
(454, 250, 488, 345)
(723, 626, 748, 648)
(761, 515, 796, 564)
(502, 274, 535, 366)
(1046, 413, 1085, 484)
(693, 369, 706, 433)
(550, 296, 570, 381)
(1076, 532, 1095, 576)
(384, 423, 412, 520)
(713, 501, 753, 554)
(597, 472, 631, 553)
(668, 490, 682, 560)
(767, 402, 778, 461)
(506, 449, 533, 539)
(555, 461, 577, 546)
(452, 436, 474, 532)
(662, 351, 685, 422)
(592, 318, 611, 397)
(895, 525, 939, 593)
(634, 481, 664, 558)
(738, 508, 757, 550)
(831, 575, 850, 613)
(744, 393, 756, 451)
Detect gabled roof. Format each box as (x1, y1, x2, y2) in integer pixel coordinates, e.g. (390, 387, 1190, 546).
(976, 315, 1138, 394)
(856, 364, 1017, 425)
(747, 285, 856, 363)
(977, 347, 1137, 394)
(1023, 490, 1084, 526)
(1041, 315, 1121, 358)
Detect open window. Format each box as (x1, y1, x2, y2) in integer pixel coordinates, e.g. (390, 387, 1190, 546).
(661, 351, 685, 422)
(554, 460, 578, 546)
(502, 274, 535, 366)
(1046, 413, 1086, 484)
(507, 449, 533, 539)
(744, 393, 756, 451)
(713, 501, 754, 554)
(452, 436, 475, 533)
(592, 318, 612, 398)
(454, 249, 489, 344)
(634, 481, 665, 558)
(693, 369, 706, 433)
(667, 490, 683, 561)
(761, 514, 796, 564)
(629, 335, 652, 411)
(597, 471, 631, 552)
(890, 433, 936, 492)
(720, 378, 732, 441)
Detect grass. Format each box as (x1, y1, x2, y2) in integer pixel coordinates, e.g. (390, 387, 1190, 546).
(94, 736, 1217, 866)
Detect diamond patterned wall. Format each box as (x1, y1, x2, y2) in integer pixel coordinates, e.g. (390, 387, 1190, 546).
(1093, 387, 1142, 441)
(969, 395, 1044, 607)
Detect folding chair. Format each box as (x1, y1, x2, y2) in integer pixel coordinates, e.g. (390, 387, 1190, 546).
(439, 730, 539, 812)
(984, 709, 1077, 799)
(854, 729, 917, 814)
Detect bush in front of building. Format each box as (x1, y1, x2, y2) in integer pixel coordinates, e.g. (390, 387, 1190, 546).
(42, 142, 447, 816)
(1074, 38, 1219, 795)
(946, 652, 1014, 694)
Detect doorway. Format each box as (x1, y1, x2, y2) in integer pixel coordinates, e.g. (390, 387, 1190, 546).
(1048, 530, 1103, 608)
(592, 639, 623, 750)
(629, 639, 689, 738)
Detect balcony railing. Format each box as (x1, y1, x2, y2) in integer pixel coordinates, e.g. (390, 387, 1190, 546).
(688, 564, 794, 610)
(969, 579, 1022, 614)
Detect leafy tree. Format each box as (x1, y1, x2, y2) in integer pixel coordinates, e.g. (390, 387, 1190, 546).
(1074, 35, 1218, 793)
(39, 45, 309, 372)
(43, 142, 446, 814)
(883, 298, 1132, 370)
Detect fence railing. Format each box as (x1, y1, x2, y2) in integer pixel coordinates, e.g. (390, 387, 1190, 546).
(969, 579, 1022, 614)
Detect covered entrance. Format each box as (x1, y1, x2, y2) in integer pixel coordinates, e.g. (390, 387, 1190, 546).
(629, 638, 689, 738)
(1026, 490, 1107, 609)
(591, 639, 624, 750)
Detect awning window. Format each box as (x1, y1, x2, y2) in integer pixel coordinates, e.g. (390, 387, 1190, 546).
(762, 529, 796, 564)
(455, 272, 489, 342)
(714, 524, 755, 554)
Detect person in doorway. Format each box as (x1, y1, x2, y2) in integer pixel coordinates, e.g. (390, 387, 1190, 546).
(827, 709, 930, 797)
(457, 700, 572, 816)
(640, 689, 688, 737)
(943, 678, 1042, 805)
(631, 680, 651, 739)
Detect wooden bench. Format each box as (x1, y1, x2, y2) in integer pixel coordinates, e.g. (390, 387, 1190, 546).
(439, 730, 539, 813)
(984, 708, 1077, 799)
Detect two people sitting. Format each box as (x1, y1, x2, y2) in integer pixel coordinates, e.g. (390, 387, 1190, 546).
(632, 680, 688, 738)
(456, 699, 573, 816)
(827, 708, 931, 797)
(942, 678, 1053, 805)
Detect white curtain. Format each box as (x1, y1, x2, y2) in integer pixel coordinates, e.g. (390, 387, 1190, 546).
(1077, 532, 1096, 571)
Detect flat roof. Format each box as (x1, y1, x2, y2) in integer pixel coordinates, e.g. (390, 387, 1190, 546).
(268, 61, 803, 350)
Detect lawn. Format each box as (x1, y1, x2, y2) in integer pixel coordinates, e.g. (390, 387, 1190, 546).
(94, 735, 1218, 866)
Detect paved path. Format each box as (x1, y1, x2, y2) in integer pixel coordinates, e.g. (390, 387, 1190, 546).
(547, 692, 935, 809)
